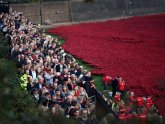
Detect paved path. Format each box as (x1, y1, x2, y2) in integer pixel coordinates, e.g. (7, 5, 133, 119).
(38, 16, 129, 29)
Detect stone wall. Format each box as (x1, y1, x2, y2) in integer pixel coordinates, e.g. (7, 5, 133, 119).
(70, 0, 165, 21)
(10, 0, 165, 24)
(11, 3, 41, 24)
(10, 1, 70, 24)
(41, 1, 70, 24)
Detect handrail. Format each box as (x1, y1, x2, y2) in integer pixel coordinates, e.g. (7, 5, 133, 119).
(88, 87, 119, 120)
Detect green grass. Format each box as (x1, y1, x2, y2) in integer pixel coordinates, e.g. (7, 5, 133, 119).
(49, 34, 65, 45)
(92, 75, 103, 92)
(75, 59, 92, 71)
(49, 33, 103, 92)
(75, 58, 103, 92)
(57, 38, 65, 45)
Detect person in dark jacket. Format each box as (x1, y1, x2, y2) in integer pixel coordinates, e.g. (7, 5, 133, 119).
(34, 75, 44, 90)
(55, 59, 67, 72)
(27, 76, 35, 94)
(112, 77, 119, 97)
(79, 109, 94, 124)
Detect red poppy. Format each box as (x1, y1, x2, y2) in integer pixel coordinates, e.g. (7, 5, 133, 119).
(49, 14, 165, 115)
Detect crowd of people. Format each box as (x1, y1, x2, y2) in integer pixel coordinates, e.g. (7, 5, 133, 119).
(101, 76, 163, 123)
(0, 11, 97, 124)
(0, 10, 164, 124)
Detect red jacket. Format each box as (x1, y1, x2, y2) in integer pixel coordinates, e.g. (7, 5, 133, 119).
(119, 81, 125, 90)
(136, 97, 143, 107)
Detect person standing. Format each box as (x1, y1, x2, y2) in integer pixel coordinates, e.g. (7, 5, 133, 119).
(112, 77, 119, 97)
(118, 77, 125, 99)
(79, 109, 94, 124)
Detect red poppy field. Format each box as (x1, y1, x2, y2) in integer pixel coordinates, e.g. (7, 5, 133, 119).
(49, 14, 165, 115)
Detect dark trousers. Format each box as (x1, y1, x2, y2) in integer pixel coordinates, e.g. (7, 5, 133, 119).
(102, 81, 107, 90)
(119, 90, 125, 99)
(112, 88, 117, 97)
